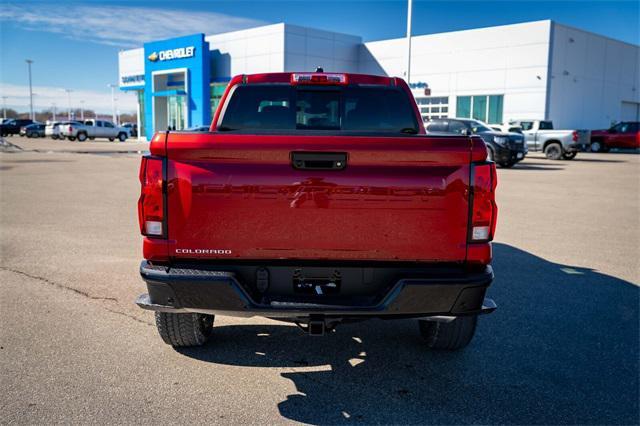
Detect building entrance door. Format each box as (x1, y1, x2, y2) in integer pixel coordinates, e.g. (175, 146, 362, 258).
(167, 95, 186, 130)
(152, 69, 188, 132)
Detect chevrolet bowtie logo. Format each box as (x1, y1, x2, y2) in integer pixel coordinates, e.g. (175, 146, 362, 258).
(148, 52, 158, 62)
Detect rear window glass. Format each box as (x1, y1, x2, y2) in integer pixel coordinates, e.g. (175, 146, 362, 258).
(219, 84, 418, 134)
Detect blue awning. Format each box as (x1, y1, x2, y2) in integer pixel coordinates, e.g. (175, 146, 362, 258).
(120, 85, 144, 91)
(152, 89, 187, 97)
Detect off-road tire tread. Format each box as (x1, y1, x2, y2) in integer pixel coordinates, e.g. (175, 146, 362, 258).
(419, 315, 478, 350)
(155, 312, 213, 347)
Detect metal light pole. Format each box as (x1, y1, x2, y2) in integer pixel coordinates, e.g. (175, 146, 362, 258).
(405, 0, 413, 84)
(1, 96, 7, 120)
(107, 84, 117, 124)
(64, 89, 72, 120)
(25, 59, 34, 120)
(51, 103, 57, 121)
(80, 100, 85, 121)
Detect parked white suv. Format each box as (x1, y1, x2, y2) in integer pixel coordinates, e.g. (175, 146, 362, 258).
(45, 121, 64, 139)
(60, 119, 130, 142)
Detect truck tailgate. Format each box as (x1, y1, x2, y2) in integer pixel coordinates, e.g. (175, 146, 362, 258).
(164, 133, 472, 262)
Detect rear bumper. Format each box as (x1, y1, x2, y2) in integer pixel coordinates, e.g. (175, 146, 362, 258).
(136, 261, 496, 319)
(567, 142, 589, 152)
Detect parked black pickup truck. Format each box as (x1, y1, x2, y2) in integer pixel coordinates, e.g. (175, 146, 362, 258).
(1, 119, 35, 136)
(426, 118, 527, 168)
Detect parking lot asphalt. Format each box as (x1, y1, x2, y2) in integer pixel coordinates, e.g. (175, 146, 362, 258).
(1, 136, 638, 424)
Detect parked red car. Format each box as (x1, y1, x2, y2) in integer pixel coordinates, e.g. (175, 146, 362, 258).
(590, 121, 640, 152)
(135, 71, 498, 350)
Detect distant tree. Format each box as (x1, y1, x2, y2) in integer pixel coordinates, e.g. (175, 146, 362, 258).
(119, 113, 137, 124)
(2, 108, 19, 119)
(6, 108, 136, 123)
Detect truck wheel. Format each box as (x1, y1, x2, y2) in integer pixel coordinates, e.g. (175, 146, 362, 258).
(418, 315, 477, 350)
(118, 132, 127, 142)
(155, 312, 214, 347)
(77, 132, 88, 142)
(68, 136, 76, 141)
(544, 142, 563, 160)
(498, 161, 514, 168)
(562, 151, 577, 160)
(108, 137, 115, 142)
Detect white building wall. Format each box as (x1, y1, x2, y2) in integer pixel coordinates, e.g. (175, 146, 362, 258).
(283, 24, 361, 73)
(548, 23, 640, 128)
(361, 21, 553, 122)
(205, 23, 286, 78)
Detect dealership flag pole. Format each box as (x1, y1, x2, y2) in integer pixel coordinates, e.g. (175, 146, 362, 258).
(65, 89, 72, 120)
(108, 84, 117, 124)
(26, 59, 34, 121)
(406, 0, 413, 84)
(1, 96, 7, 120)
(80, 100, 85, 121)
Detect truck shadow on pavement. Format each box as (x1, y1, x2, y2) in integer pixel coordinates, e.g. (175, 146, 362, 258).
(178, 243, 639, 425)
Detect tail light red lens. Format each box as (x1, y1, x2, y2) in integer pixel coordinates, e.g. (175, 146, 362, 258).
(68, 126, 73, 132)
(470, 163, 498, 242)
(572, 130, 578, 142)
(138, 156, 164, 237)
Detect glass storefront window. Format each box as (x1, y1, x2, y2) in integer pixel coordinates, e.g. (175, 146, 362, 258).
(472, 96, 487, 121)
(167, 95, 185, 130)
(456, 94, 504, 124)
(456, 96, 471, 118)
(488, 95, 504, 124)
(210, 83, 228, 118)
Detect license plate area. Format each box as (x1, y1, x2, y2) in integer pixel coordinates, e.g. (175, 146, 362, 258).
(293, 269, 342, 295)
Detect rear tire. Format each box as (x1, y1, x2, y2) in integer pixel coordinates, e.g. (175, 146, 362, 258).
(77, 132, 88, 142)
(108, 137, 115, 141)
(590, 140, 605, 152)
(498, 161, 514, 168)
(562, 151, 577, 160)
(68, 136, 76, 141)
(155, 312, 214, 347)
(118, 132, 127, 142)
(544, 142, 563, 160)
(419, 315, 478, 350)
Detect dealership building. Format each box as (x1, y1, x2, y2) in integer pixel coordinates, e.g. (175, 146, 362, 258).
(118, 20, 639, 140)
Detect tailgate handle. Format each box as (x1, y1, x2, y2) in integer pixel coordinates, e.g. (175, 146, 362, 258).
(291, 152, 347, 170)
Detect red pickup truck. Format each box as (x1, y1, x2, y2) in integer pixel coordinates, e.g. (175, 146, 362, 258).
(136, 71, 498, 350)
(590, 121, 640, 152)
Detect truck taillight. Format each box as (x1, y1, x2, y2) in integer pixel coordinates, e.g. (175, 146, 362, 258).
(138, 156, 164, 237)
(68, 126, 73, 132)
(572, 130, 578, 142)
(291, 73, 347, 85)
(470, 163, 498, 242)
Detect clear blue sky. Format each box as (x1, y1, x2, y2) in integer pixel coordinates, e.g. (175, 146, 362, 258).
(1, 0, 638, 112)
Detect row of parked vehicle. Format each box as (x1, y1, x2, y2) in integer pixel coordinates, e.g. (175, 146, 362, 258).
(424, 117, 639, 167)
(0, 118, 138, 141)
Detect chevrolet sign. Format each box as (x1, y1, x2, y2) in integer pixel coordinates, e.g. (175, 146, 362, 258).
(148, 46, 196, 62)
